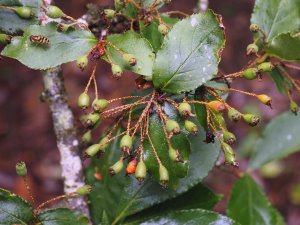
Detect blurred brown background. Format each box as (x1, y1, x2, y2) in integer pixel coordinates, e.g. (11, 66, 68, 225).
(0, 0, 300, 224)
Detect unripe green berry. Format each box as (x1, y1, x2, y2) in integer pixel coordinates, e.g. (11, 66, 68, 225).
(47, 5, 65, 18)
(82, 130, 92, 144)
(166, 119, 180, 134)
(158, 24, 169, 35)
(15, 6, 34, 19)
(223, 131, 236, 145)
(77, 92, 90, 109)
(56, 23, 70, 32)
(76, 56, 88, 71)
(290, 101, 299, 115)
(104, 9, 116, 19)
(221, 142, 234, 155)
(99, 136, 109, 152)
(76, 185, 92, 196)
(92, 99, 108, 112)
(159, 164, 169, 188)
(135, 161, 147, 183)
(249, 24, 259, 33)
(257, 94, 272, 107)
(0, 34, 11, 44)
(243, 114, 260, 127)
(120, 135, 133, 151)
(16, 161, 27, 177)
(247, 44, 259, 55)
(242, 68, 258, 80)
(184, 120, 198, 135)
(168, 146, 177, 162)
(123, 54, 137, 66)
(111, 64, 123, 78)
(257, 62, 274, 72)
(81, 113, 101, 128)
(224, 151, 239, 167)
(109, 159, 124, 175)
(178, 102, 192, 117)
(85, 144, 101, 157)
(228, 108, 242, 122)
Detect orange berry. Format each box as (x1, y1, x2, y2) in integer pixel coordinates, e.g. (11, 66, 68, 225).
(126, 159, 137, 174)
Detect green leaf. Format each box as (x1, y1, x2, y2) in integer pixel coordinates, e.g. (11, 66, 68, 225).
(152, 10, 225, 94)
(268, 68, 292, 95)
(115, 0, 138, 19)
(124, 183, 222, 223)
(0, 188, 33, 225)
(248, 111, 300, 170)
(37, 208, 89, 225)
(265, 33, 300, 61)
(251, 0, 300, 42)
(139, 19, 164, 52)
(105, 31, 155, 76)
(1, 22, 97, 69)
(125, 209, 240, 225)
(227, 175, 284, 225)
(0, 0, 42, 34)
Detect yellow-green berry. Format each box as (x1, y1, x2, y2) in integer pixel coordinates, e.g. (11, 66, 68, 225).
(243, 114, 260, 127)
(47, 5, 65, 18)
(16, 161, 27, 177)
(158, 24, 169, 35)
(77, 92, 90, 109)
(111, 64, 123, 78)
(135, 161, 147, 183)
(290, 101, 299, 115)
(223, 131, 236, 145)
(109, 159, 124, 175)
(92, 99, 108, 112)
(178, 102, 192, 117)
(76, 56, 89, 71)
(166, 119, 180, 134)
(104, 9, 116, 19)
(15, 6, 34, 19)
(184, 120, 198, 135)
(242, 68, 258, 80)
(82, 130, 92, 144)
(258, 62, 274, 72)
(159, 164, 169, 187)
(76, 185, 92, 196)
(228, 108, 242, 122)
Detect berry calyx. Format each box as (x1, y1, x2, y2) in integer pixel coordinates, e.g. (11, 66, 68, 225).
(16, 161, 27, 177)
(76, 56, 89, 71)
(15, 6, 34, 19)
(178, 102, 192, 117)
(56, 23, 70, 32)
(224, 151, 239, 167)
(257, 62, 274, 72)
(184, 120, 198, 135)
(104, 9, 116, 19)
(158, 24, 169, 35)
(135, 161, 147, 183)
(159, 164, 169, 188)
(246, 44, 259, 55)
(166, 119, 180, 134)
(0, 34, 12, 44)
(243, 114, 260, 127)
(111, 64, 123, 78)
(290, 101, 299, 115)
(228, 108, 242, 122)
(120, 135, 133, 153)
(223, 131, 236, 145)
(82, 130, 92, 144)
(92, 99, 108, 112)
(76, 185, 92, 196)
(123, 54, 137, 66)
(81, 113, 101, 128)
(77, 92, 90, 109)
(207, 100, 226, 112)
(85, 144, 101, 157)
(249, 24, 259, 33)
(109, 159, 124, 176)
(257, 94, 272, 108)
(242, 68, 258, 80)
(126, 159, 137, 174)
(46, 5, 65, 18)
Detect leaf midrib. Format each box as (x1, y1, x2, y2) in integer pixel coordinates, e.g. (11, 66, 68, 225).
(267, 0, 284, 41)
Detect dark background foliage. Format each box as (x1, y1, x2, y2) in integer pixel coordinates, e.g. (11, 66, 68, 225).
(0, 0, 299, 224)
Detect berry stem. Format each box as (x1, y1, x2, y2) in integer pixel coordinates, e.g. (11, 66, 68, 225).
(0, 5, 16, 11)
(105, 41, 125, 56)
(84, 65, 97, 94)
(23, 177, 35, 207)
(162, 10, 189, 17)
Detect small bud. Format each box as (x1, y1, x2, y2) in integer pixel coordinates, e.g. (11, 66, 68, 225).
(120, 135, 133, 153)
(123, 54, 137, 66)
(76, 55, 89, 71)
(242, 68, 258, 80)
(135, 161, 147, 183)
(16, 161, 27, 177)
(290, 101, 299, 115)
(15, 6, 34, 19)
(111, 64, 123, 78)
(56, 23, 70, 32)
(76, 185, 92, 196)
(166, 119, 180, 134)
(158, 24, 169, 35)
(223, 131, 236, 145)
(104, 9, 116, 19)
(92, 99, 108, 112)
(249, 24, 259, 33)
(46, 5, 65, 18)
(126, 159, 137, 174)
(85, 144, 101, 157)
(257, 62, 274, 72)
(207, 100, 226, 112)
(82, 130, 92, 144)
(228, 108, 242, 122)
(109, 159, 124, 175)
(257, 94, 272, 108)
(0, 34, 12, 44)
(184, 120, 198, 135)
(159, 164, 169, 188)
(246, 43, 259, 55)
(77, 92, 90, 109)
(81, 113, 101, 128)
(243, 114, 260, 127)
(178, 102, 192, 117)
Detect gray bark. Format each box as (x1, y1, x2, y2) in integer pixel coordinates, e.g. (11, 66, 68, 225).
(42, 67, 89, 216)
